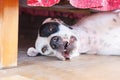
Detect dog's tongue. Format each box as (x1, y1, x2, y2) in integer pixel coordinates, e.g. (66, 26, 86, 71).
(64, 51, 70, 60)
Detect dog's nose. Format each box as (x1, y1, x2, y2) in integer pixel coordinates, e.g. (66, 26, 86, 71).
(50, 36, 63, 49)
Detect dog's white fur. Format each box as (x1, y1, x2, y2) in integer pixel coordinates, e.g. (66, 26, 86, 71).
(27, 10, 120, 60)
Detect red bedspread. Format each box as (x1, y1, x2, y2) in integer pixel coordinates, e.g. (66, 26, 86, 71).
(27, 0, 60, 7)
(70, 0, 120, 11)
(27, 0, 120, 11)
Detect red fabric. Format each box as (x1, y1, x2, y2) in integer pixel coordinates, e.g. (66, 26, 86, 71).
(70, 0, 102, 8)
(93, 0, 120, 11)
(27, 0, 120, 11)
(27, 0, 60, 7)
(70, 0, 120, 11)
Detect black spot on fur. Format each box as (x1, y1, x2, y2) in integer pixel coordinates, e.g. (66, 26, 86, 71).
(39, 22, 59, 37)
(68, 27, 73, 29)
(36, 53, 43, 56)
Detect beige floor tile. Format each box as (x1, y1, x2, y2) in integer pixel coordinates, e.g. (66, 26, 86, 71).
(0, 75, 33, 80)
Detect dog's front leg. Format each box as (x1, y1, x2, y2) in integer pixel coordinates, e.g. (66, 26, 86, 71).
(27, 47, 39, 56)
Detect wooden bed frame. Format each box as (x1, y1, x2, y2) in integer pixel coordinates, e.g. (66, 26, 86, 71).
(0, 0, 18, 68)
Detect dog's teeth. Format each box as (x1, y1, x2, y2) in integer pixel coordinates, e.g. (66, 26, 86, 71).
(64, 50, 67, 51)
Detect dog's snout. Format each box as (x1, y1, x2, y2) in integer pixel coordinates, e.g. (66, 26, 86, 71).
(50, 36, 62, 49)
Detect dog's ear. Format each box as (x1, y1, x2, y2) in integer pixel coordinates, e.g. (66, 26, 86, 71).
(39, 22, 60, 37)
(70, 36, 77, 43)
(42, 18, 52, 24)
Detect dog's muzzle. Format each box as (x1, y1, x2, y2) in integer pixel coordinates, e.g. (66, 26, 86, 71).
(50, 36, 70, 60)
(50, 36, 77, 60)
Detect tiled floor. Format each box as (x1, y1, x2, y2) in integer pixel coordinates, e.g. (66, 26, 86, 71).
(1, 38, 120, 80)
(0, 75, 33, 80)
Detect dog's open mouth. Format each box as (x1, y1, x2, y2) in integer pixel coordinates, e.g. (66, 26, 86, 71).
(63, 42, 70, 60)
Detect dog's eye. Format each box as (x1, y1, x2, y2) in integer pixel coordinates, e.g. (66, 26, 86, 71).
(42, 46, 48, 53)
(49, 26, 54, 32)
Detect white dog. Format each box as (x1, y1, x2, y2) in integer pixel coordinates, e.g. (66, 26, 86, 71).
(27, 10, 120, 60)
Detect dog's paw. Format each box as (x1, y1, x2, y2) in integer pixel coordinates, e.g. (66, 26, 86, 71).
(27, 47, 39, 57)
(69, 51, 80, 59)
